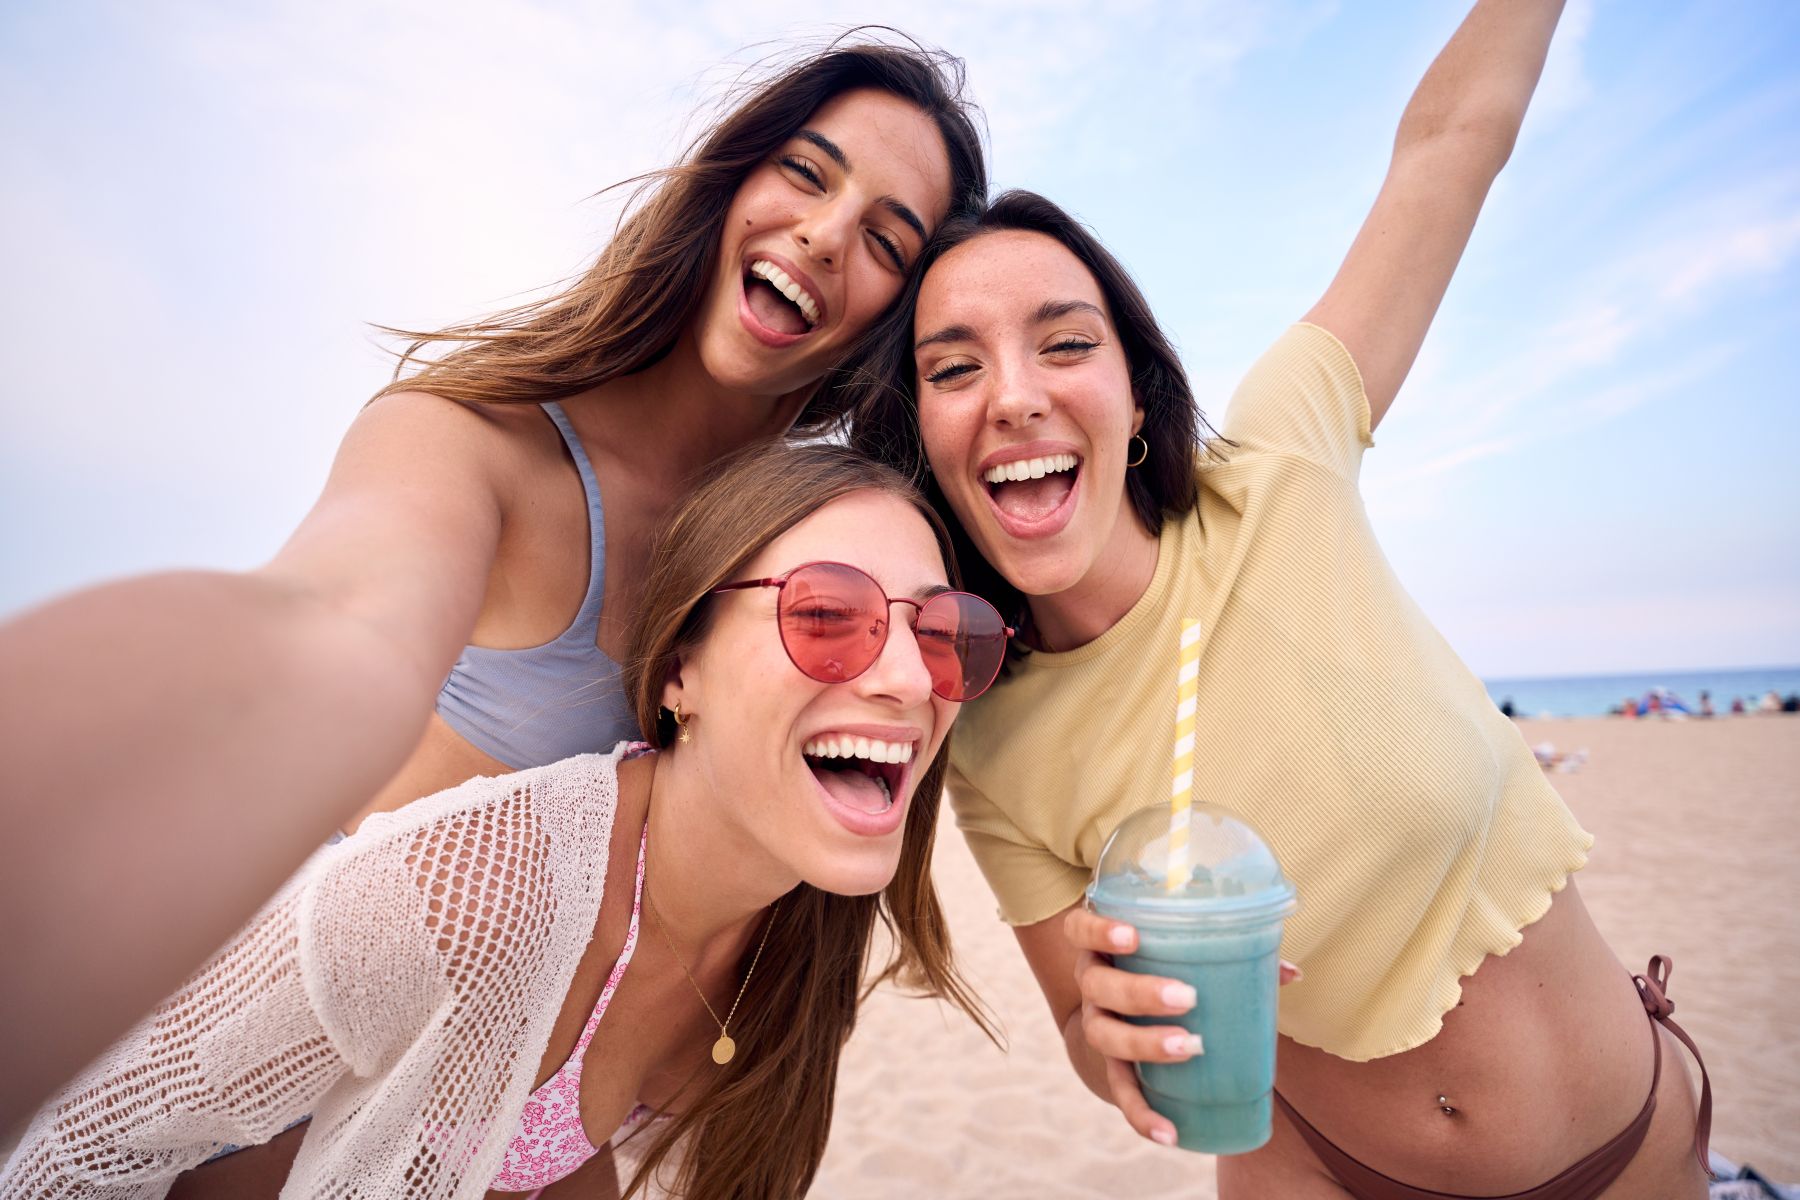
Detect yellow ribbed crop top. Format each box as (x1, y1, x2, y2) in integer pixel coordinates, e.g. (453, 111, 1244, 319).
(947, 323, 1593, 1062)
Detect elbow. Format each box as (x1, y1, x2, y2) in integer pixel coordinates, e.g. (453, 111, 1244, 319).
(254, 568, 450, 709)
(1394, 104, 1522, 179)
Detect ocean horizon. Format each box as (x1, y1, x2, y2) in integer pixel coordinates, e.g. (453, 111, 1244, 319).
(1480, 664, 1800, 719)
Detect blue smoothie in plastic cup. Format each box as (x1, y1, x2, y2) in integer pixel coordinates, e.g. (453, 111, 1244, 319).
(1085, 804, 1298, 1154)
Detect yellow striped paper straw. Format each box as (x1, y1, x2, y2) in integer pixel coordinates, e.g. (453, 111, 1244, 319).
(1166, 618, 1202, 892)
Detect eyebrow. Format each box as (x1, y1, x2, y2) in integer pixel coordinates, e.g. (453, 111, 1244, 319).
(798, 129, 928, 243)
(1036, 299, 1106, 323)
(911, 583, 956, 603)
(913, 323, 977, 353)
(913, 299, 1106, 354)
(799, 129, 850, 172)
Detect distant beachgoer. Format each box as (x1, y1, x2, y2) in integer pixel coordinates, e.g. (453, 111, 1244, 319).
(1730, 696, 1747, 715)
(1784, 693, 1800, 714)
(1760, 690, 1783, 713)
(1622, 696, 1640, 718)
(1698, 691, 1715, 718)
(1532, 743, 1588, 774)
(1500, 696, 1516, 718)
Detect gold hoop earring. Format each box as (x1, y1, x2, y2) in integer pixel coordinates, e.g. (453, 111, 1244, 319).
(1126, 434, 1149, 469)
(669, 701, 692, 745)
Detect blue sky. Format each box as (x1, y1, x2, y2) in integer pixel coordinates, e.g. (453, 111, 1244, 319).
(2, 0, 1796, 677)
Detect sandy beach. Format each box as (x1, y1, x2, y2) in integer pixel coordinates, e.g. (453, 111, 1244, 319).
(814, 715, 1800, 1197)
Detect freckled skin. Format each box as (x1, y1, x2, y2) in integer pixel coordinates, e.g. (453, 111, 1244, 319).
(913, 231, 1159, 651)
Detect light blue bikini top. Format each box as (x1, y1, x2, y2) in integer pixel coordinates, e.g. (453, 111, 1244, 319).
(434, 401, 641, 769)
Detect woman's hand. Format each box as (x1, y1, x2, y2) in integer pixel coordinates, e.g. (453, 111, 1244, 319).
(1064, 907, 1300, 1147)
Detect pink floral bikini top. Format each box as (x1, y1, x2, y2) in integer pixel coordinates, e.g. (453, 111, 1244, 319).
(487, 818, 655, 1195)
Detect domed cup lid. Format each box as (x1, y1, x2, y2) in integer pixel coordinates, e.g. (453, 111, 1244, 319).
(1086, 803, 1297, 928)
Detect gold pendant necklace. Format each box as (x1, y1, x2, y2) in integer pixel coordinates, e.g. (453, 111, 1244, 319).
(646, 893, 778, 1066)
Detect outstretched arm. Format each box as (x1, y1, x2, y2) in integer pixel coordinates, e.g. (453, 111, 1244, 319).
(0, 391, 504, 1129)
(1303, 0, 1566, 430)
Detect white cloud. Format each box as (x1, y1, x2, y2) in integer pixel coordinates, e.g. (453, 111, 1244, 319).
(1660, 211, 1800, 302)
(1368, 166, 1797, 507)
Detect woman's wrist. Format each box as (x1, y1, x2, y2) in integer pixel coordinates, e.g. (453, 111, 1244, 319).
(1060, 1007, 1113, 1104)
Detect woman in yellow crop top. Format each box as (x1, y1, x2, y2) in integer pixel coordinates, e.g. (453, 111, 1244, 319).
(847, 3, 1713, 1198)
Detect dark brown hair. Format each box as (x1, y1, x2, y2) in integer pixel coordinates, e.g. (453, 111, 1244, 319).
(840, 189, 1222, 625)
(373, 35, 987, 432)
(619, 441, 995, 1199)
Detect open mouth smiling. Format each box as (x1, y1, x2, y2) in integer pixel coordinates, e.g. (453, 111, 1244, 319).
(978, 450, 1083, 534)
(741, 255, 825, 341)
(801, 733, 913, 823)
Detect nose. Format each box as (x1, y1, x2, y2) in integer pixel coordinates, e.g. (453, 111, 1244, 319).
(986, 360, 1049, 430)
(793, 194, 856, 271)
(856, 602, 938, 709)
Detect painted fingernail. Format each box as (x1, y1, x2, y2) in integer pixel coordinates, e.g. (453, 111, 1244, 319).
(1163, 1032, 1203, 1056)
(1109, 925, 1133, 949)
(1161, 982, 1196, 1009)
(1151, 1126, 1177, 1146)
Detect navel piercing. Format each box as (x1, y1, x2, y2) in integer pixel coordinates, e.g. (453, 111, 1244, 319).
(1438, 1094, 1457, 1115)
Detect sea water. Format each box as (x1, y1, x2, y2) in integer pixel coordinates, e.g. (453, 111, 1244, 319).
(1483, 664, 1800, 718)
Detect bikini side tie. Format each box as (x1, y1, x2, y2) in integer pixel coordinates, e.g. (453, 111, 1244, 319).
(1632, 955, 1713, 1177)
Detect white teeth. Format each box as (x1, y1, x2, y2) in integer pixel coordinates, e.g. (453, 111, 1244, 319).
(747, 259, 821, 327)
(802, 735, 915, 764)
(982, 453, 1079, 484)
(876, 775, 892, 807)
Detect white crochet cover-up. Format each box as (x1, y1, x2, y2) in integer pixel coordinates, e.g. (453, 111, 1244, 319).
(2, 746, 646, 1200)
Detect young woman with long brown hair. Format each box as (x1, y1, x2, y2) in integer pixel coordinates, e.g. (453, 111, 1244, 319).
(0, 37, 986, 1127)
(1, 442, 1007, 1200)
(848, 4, 1712, 1197)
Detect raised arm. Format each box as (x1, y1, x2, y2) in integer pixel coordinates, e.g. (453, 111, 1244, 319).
(1303, 0, 1565, 429)
(0, 391, 505, 1128)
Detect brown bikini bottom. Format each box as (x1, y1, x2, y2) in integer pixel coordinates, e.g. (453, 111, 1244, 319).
(1271, 957, 1713, 1200)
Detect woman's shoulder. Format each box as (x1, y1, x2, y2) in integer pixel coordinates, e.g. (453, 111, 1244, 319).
(351, 746, 628, 846)
(352, 389, 562, 475)
(1213, 323, 1374, 481)
(295, 749, 629, 1073)
(304, 750, 628, 983)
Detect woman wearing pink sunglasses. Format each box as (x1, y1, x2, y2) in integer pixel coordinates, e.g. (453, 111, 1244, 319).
(0, 38, 985, 1128)
(2, 442, 1001, 1200)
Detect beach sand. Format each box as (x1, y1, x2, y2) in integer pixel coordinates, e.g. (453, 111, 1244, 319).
(814, 715, 1800, 1196)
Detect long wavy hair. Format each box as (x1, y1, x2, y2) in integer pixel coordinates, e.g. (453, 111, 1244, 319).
(372, 36, 987, 433)
(839, 189, 1223, 628)
(619, 441, 996, 1199)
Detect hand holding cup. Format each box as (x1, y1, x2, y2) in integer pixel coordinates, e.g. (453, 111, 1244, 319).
(1081, 804, 1300, 1153)
(1066, 906, 1298, 1146)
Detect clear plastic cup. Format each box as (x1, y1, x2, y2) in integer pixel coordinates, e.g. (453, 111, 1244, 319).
(1085, 803, 1298, 1154)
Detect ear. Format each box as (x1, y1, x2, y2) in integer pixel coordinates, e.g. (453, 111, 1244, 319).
(1131, 396, 1146, 438)
(659, 655, 689, 714)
